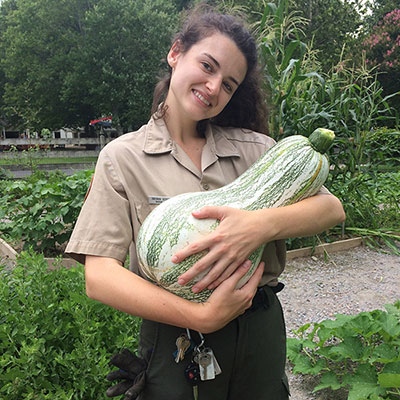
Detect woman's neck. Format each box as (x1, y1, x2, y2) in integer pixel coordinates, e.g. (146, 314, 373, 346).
(163, 103, 202, 144)
(163, 108, 206, 171)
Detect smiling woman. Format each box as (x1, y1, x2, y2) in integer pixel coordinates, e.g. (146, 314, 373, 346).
(163, 33, 248, 169)
(65, 4, 344, 400)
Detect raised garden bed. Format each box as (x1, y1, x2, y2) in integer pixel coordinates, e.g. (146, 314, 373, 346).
(1, 235, 367, 268)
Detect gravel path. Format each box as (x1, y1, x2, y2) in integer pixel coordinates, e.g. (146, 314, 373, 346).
(278, 245, 400, 399)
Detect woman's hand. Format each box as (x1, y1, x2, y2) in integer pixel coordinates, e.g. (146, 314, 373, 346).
(197, 260, 265, 333)
(172, 206, 267, 293)
(172, 193, 345, 295)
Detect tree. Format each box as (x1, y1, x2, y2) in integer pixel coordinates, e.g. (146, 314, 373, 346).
(0, 0, 97, 130)
(0, 0, 179, 131)
(77, 0, 179, 131)
(0, 0, 17, 125)
(362, 0, 399, 29)
(288, 0, 363, 71)
(363, 9, 400, 113)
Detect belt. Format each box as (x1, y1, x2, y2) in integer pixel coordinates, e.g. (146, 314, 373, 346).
(247, 282, 285, 313)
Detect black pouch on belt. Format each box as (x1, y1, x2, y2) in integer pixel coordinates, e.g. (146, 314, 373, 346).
(247, 282, 285, 313)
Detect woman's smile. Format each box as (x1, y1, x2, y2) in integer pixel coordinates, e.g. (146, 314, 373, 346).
(192, 89, 211, 107)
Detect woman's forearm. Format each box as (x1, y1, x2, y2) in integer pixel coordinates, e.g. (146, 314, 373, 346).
(85, 256, 202, 328)
(257, 193, 345, 243)
(84, 255, 263, 333)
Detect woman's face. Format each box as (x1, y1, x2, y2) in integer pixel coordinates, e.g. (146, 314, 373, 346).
(165, 32, 248, 124)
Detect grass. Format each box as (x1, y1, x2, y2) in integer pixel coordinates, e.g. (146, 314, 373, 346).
(0, 156, 98, 166)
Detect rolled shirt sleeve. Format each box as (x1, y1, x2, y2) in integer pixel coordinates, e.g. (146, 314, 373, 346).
(65, 150, 133, 265)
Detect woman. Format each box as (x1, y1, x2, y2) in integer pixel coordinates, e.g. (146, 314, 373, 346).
(66, 6, 345, 400)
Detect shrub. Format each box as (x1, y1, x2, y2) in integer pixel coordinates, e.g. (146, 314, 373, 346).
(364, 9, 400, 74)
(364, 128, 400, 168)
(0, 169, 92, 256)
(0, 251, 141, 399)
(287, 302, 400, 399)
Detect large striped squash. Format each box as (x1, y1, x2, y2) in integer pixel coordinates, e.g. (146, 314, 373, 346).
(137, 128, 334, 302)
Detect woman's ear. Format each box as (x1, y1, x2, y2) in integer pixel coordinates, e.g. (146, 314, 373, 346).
(167, 40, 182, 68)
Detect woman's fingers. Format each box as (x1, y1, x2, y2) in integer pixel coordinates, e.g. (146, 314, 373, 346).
(243, 261, 265, 290)
(190, 259, 247, 293)
(177, 244, 241, 288)
(171, 206, 229, 264)
(203, 261, 265, 331)
(207, 259, 252, 290)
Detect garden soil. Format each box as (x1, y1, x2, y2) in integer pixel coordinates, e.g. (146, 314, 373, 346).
(279, 244, 400, 399)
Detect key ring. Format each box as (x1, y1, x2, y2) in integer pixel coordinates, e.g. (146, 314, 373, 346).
(186, 329, 205, 352)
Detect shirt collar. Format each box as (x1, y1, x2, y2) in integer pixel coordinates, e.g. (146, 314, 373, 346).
(143, 117, 174, 154)
(206, 124, 241, 158)
(143, 117, 241, 159)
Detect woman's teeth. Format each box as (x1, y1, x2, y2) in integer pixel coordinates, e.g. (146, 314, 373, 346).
(193, 90, 210, 106)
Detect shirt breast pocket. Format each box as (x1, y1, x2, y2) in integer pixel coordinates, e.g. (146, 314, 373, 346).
(134, 201, 159, 226)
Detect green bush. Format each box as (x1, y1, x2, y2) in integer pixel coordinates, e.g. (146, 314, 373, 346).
(364, 128, 400, 169)
(0, 169, 92, 256)
(0, 166, 12, 180)
(287, 302, 400, 399)
(0, 251, 141, 399)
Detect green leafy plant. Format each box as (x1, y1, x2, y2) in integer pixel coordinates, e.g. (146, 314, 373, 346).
(0, 166, 12, 180)
(328, 168, 400, 253)
(257, 1, 399, 251)
(257, 0, 310, 138)
(287, 302, 400, 399)
(364, 128, 400, 170)
(0, 250, 141, 399)
(0, 169, 93, 255)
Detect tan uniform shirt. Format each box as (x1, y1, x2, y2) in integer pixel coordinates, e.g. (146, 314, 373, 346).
(66, 117, 292, 286)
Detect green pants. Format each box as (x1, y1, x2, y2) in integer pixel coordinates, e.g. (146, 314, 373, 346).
(138, 285, 290, 400)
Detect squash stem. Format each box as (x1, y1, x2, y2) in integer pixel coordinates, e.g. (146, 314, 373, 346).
(309, 128, 335, 154)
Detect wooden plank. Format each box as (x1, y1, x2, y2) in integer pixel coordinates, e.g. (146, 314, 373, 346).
(287, 237, 364, 260)
(0, 237, 18, 259)
(0, 237, 80, 269)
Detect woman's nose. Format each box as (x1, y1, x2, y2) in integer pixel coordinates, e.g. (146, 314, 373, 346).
(206, 75, 222, 96)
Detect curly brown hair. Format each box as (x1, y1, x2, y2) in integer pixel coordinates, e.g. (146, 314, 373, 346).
(151, 5, 269, 134)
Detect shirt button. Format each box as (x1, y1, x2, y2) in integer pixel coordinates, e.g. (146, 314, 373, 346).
(202, 183, 210, 190)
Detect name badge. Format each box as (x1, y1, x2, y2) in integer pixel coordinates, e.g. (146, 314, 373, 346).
(148, 196, 170, 205)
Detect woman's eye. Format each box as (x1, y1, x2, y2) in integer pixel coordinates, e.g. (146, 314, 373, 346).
(223, 82, 233, 93)
(201, 62, 212, 71)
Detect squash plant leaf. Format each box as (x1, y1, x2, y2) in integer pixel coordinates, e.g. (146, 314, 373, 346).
(313, 371, 344, 392)
(344, 364, 386, 400)
(378, 373, 400, 388)
(370, 343, 399, 364)
(318, 336, 364, 362)
(378, 312, 400, 338)
(378, 361, 400, 388)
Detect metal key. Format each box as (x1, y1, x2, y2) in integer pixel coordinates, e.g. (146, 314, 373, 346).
(195, 350, 215, 381)
(203, 347, 222, 376)
(175, 333, 191, 363)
